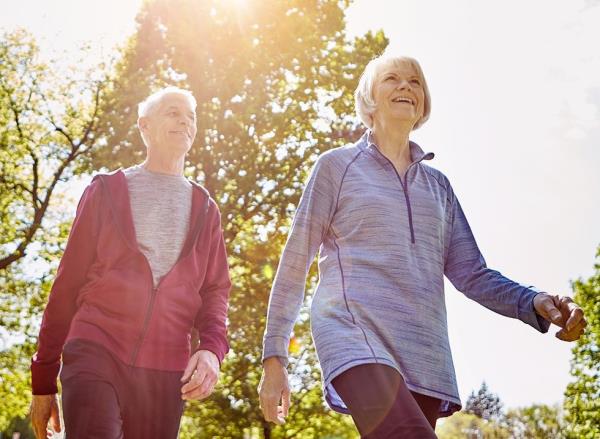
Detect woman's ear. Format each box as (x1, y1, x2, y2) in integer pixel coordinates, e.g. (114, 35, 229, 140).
(137, 116, 149, 133)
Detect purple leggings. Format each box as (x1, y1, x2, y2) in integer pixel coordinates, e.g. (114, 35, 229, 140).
(332, 364, 439, 438)
(60, 339, 185, 439)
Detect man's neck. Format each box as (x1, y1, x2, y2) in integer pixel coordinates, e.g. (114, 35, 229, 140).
(142, 152, 185, 176)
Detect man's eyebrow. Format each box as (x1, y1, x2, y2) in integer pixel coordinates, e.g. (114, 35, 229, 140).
(162, 105, 195, 118)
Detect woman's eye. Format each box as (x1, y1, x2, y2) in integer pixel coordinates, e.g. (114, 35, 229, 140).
(385, 76, 396, 81)
(410, 79, 421, 85)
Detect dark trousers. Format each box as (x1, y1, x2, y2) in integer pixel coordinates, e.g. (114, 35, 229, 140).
(60, 339, 185, 439)
(332, 364, 439, 438)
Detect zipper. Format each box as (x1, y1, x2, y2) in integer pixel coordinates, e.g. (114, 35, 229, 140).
(129, 221, 200, 366)
(98, 174, 210, 366)
(130, 288, 157, 365)
(130, 257, 159, 365)
(130, 246, 187, 365)
(378, 153, 420, 244)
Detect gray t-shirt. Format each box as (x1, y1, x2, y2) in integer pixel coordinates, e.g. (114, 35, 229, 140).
(123, 165, 192, 286)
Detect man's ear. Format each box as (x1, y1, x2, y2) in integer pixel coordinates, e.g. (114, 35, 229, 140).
(138, 116, 150, 135)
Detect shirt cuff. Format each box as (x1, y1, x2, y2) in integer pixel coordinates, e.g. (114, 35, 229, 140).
(518, 287, 551, 333)
(262, 335, 290, 367)
(31, 359, 60, 395)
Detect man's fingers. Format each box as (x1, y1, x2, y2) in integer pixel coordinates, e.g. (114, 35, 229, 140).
(181, 368, 208, 393)
(182, 384, 215, 401)
(182, 374, 217, 400)
(197, 375, 218, 396)
(34, 423, 48, 439)
(49, 399, 61, 432)
(31, 409, 48, 439)
(32, 424, 43, 439)
(181, 357, 198, 383)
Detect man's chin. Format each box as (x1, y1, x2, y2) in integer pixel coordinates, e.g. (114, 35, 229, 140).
(170, 141, 192, 152)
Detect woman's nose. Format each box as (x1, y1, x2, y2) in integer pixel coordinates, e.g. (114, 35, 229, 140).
(396, 79, 411, 90)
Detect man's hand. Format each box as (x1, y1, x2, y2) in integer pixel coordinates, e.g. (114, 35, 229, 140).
(258, 357, 290, 425)
(533, 293, 587, 341)
(30, 394, 61, 439)
(180, 350, 220, 401)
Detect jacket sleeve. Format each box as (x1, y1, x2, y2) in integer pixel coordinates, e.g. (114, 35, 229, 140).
(443, 185, 550, 333)
(262, 154, 339, 365)
(194, 205, 231, 365)
(31, 179, 102, 395)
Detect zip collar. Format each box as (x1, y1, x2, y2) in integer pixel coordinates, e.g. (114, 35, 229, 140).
(359, 130, 435, 169)
(93, 170, 210, 262)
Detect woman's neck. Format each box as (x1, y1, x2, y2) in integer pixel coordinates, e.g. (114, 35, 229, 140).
(372, 119, 413, 170)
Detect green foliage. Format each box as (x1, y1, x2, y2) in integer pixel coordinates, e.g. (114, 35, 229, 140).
(564, 246, 600, 438)
(505, 404, 564, 439)
(465, 381, 504, 422)
(0, 343, 35, 434)
(0, 28, 110, 430)
(439, 401, 565, 438)
(95, 0, 387, 435)
(436, 411, 511, 439)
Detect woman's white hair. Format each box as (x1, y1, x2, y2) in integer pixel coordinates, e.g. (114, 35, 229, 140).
(137, 86, 197, 119)
(355, 55, 431, 130)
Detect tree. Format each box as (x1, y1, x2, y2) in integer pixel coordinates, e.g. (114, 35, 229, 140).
(465, 381, 504, 423)
(438, 400, 565, 439)
(564, 246, 600, 438)
(95, 0, 387, 435)
(436, 411, 510, 439)
(0, 28, 110, 431)
(504, 404, 564, 439)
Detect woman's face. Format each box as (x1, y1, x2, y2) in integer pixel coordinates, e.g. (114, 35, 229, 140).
(372, 60, 425, 128)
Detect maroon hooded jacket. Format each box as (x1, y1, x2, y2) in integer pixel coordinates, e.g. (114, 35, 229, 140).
(31, 170, 231, 395)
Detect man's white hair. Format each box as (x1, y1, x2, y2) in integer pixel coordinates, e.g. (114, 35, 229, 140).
(137, 86, 197, 119)
(354, 54, 431, 130)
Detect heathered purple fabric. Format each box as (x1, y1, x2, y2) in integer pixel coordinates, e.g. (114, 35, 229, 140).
(263, 131, 550, 417)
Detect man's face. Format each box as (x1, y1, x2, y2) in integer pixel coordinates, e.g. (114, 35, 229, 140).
(139, 93, 197, 156)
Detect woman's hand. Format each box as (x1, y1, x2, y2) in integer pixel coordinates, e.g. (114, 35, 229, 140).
(30, 394, 61, 439)
(258, 357, 290, 424)
(533, 293, 587, 341)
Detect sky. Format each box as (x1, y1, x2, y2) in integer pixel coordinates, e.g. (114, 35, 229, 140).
(2, 0, 599, 411)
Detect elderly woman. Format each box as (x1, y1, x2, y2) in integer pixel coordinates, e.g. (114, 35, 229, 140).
(259, 55, 586, 438)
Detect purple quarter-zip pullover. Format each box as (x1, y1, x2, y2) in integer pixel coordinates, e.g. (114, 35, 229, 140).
(263, 131, 550, 417)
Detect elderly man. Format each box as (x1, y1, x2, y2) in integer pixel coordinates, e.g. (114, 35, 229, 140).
(29, 86, 231, 438)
